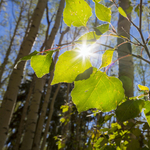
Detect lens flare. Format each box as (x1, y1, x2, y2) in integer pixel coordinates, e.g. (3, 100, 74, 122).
(77, 44, 91, 61)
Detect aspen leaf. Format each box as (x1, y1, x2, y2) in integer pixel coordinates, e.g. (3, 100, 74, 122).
(94, 23, 109, 35)
(118, 7, 127, 18)
(21, 50, 39, 61)
(51, 50, 92, 85)
(31, 51, 53, 78)
(75, 31, 101, 44)
(116, 100, 145, 122)
(138, 84, 149, 91)
(100, 49, 114, 69)
(95, 2, 111, 22)
(63, 0, 92, 27)
(71, 69, 124, 113)
(144, 101, 150, 126)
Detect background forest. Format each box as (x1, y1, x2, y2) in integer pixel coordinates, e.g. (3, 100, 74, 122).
(0, 0, 150, 150)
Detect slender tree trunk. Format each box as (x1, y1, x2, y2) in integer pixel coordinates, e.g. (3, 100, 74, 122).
(21, 1, 65, 149)
(0, 3, 24, 88)
(117, 0, 134, 97)
(117, 0, 135, 149)
(32, 27, 69, 150)
(12, 75, 35, 150)
(0, 0, 48, 149)
(20, 76, 46, 150)
(40, 83, 61, 150)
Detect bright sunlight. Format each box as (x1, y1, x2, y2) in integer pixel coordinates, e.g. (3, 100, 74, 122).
(77, 43, 93, 61)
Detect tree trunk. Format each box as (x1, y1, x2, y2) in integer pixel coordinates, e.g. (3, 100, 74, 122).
(0, 0, 48, 149)
(40, 83, 61, 150)
(32, 27, 69, 150)
(0, 3, 24, 88)
(12, 75, 35, 150)
(117, 0, 134, 97)
(21, 1, 65, 149)
(20, 76, 46, 150)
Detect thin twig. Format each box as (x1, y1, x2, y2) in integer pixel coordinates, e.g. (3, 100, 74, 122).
(139, 0, 142, 31)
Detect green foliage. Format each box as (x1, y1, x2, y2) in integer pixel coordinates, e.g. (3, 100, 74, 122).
(118, 7, 127, 18)
(51, 50, 92, 85)
(116, 100, 145, 122)
(20, 50, 39, 61)
(138, 84, 149, 91)
(31, 51, 53, 78)
(71, 68, 124, 112)
(95, 2, 111, 22)
(144, 101, 150, 126)
(63, 0, 92, 27)
(75, 31, 101, 44)
(94, 23, 109, 35)
(100, 49, 114, 69)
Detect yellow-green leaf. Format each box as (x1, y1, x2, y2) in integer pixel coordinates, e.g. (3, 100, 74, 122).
(138, 84, 149, 91)
(31, 51, 53, 78)
(144, 101, 150, 126)
(75, 31, 101, 44)
(95, 2, 111, 22)
(118, 7, 127, 18)
(51, 50, 92, 85)
(94, 23, 109, 35)
(71, 69, 124, 113)
(100, 49, 114, 69)
(63, 0, 92, 27)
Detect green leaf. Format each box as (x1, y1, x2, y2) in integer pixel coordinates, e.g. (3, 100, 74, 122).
(100, 49, 114, 69)
(138, 84, 149, 91)
(95, 2, 111, 22)
(60, 118, 65, 123)
(126, 5, 133, 14)
(135, 5, 140, 17)
(60, 105, 69, 113)
(75, 31, 101, 44)
(15, 50, 39, 69)
(116, 100, 145, 122)
(51, 50, 92, 85)
(94, 137, 108, 148)
(71, 69, 124, 113)
(94, 23, 109, 35)
(63, 0, 92, 27)
(75, 67, 93, 81)
(21, 50, 39, 61)
(31, 51, 53, 78)
(118, 7, 127, 18)
(144, 101, 150, 126)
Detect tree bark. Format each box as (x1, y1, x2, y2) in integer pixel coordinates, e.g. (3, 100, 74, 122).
(40, 83, 61, 150)
(0, 3, 24, 88)
(0, 0, 48, 149)
(32, 27, 69, 150)
(21, 1, 65, 149)
(12, 75, 35, 150)
(117, 0, 134, 97)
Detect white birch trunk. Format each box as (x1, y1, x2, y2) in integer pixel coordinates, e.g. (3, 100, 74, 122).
(117, 0, 134, 97)
(21, 1, 65, 149)
(0, 0, 48, 149)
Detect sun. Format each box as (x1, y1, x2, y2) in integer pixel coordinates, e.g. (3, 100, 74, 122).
(77, 44, 91, 61)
